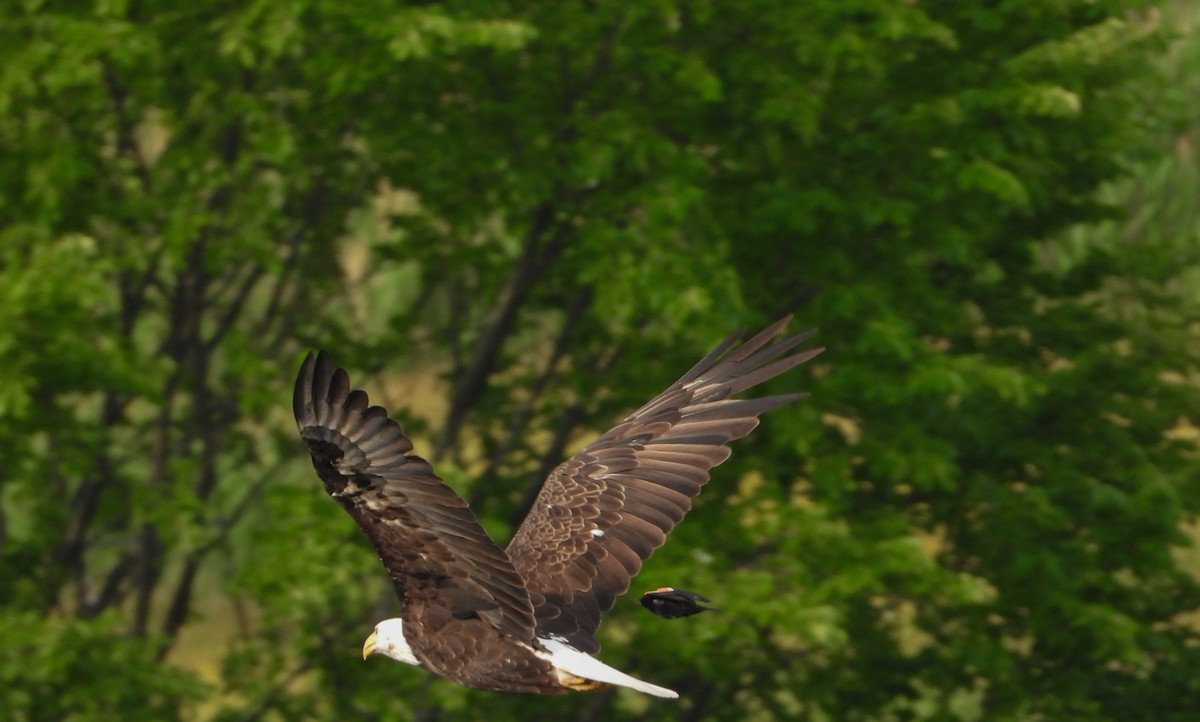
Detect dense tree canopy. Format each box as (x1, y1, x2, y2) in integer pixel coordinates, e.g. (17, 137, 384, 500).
(3, 1, 1200, 720)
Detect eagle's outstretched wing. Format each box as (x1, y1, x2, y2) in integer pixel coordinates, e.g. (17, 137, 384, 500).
(505, 317, 821, 652)
(294, 352, 537, 647)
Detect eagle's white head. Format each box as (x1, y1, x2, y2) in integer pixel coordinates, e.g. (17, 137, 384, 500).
(362, 618, 420, 666)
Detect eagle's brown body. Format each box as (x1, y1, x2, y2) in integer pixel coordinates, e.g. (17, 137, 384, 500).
(402, 614, 563, 695)
(293, 317, 822, 695)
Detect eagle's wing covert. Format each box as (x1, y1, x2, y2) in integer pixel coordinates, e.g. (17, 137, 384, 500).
(294, 352, 537, 645)
(505, 317, 822, 653)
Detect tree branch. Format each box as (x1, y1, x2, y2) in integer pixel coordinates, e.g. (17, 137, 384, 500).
(505, 347, 618, 530)
(99, 56, 152, 191)
(48, 392, 126, 614)
(472, 285, 593, 505)
(158, 459, 289, 650)
(77, 552, 136, 620)
(205, 263, 266, 353)
(234, 661, 312, 722)
(432, 201, 569, 460)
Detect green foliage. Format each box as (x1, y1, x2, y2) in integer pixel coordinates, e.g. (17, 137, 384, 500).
(0, 612, 206, 722)
(2, 0, 1200, 721)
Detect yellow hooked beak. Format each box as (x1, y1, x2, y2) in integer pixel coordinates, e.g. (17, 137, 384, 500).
(362, 629, 378, 660)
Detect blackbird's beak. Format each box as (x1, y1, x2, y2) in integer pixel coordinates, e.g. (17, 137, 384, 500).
(362, 629, 378, 660)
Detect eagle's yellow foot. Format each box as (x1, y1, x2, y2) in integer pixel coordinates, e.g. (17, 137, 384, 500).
(559, 675, 611, 692)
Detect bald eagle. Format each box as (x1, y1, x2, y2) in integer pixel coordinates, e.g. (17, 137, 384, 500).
(293, 317, 821, 698)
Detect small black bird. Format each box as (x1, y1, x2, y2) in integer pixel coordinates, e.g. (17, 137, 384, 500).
(639, 588, 722, 619)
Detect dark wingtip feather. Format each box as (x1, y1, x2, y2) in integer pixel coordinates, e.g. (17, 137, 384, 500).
(721, 315, 794, 365)
(293, 352, 316, 428)
(678, 326, 748, 385)
(726, 345, 825, 395)
(310, 351, 334, 416)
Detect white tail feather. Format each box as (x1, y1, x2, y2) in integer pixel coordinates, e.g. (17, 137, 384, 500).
(536, 636, 679, 699)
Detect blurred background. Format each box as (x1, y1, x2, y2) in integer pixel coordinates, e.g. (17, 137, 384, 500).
(4, 1, 1200, 720)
